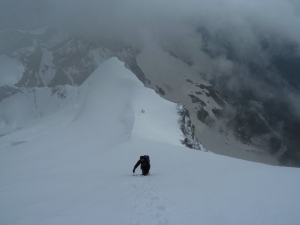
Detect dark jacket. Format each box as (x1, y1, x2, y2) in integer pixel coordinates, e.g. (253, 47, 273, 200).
(133, 158, 150, 172)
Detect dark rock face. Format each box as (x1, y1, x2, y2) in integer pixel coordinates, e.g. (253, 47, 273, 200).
(194, 28, 300, 166)
(190, 73, 300, 166)
(217, 89, 300, 166)
(48, 38, 99, 87)
(155, 86, 165, 96)
(186, 79, 194, 84)
(212, 108, 223, 118)
(197, 108, 215, 127)
(268, 137, 283, 155)
(227, 109, 271, 144)
(196, 84, 226, 107)
(234, 110, 270, 135)
(177, 104, 204, 150)
(188, 94, 206, 107)
(16, 45, 43, 87)
(51, 86, 68, 99)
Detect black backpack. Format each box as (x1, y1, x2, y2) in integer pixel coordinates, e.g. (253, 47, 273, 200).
(143, 155, 150, 163)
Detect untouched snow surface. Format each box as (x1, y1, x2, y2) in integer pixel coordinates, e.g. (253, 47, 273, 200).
(1, 58, 300, 225)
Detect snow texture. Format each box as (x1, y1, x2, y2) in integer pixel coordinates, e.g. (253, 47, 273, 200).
(0, 58, 300, 225)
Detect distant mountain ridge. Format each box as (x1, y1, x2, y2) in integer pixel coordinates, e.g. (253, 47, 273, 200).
(0, 27, 299, 167)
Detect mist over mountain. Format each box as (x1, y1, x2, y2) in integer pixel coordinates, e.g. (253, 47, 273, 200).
(1, 0, 300, 166)
(2, 0, 299, 112)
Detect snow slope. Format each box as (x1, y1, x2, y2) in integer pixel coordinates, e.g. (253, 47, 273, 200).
(1, 58, 300, 225)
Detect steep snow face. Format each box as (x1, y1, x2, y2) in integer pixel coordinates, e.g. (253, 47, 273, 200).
(0, 57, 183, 150)
(1, 58, 300, 225)
(68, 57, 183, 147)
(0, 85, 83, 149)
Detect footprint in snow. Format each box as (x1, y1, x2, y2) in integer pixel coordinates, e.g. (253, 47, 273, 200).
(130, 179, 169, 224)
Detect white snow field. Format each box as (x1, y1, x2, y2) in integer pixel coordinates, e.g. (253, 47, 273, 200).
(1, 58, 300, 225)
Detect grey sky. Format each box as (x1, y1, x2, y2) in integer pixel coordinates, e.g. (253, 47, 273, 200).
(1, 0, 299, 42)
(1, 0, 300, 117)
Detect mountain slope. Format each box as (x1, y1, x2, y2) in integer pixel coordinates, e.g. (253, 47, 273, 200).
(136, 45, 280, 165)
(1, 58, 300, 225)
(0, 28, 113, 88)
(2, 27, 299, 166)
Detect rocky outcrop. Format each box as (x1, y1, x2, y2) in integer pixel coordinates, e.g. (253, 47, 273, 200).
(177, 104, 206, 151)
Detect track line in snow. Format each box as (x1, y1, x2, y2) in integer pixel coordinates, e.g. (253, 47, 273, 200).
(130, 176, 170, 225)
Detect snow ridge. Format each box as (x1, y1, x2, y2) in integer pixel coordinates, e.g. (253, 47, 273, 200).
(0, 58, 300, 225)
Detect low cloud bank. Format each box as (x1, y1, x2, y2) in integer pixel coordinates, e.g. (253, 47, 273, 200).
(1, 0, 300, 118)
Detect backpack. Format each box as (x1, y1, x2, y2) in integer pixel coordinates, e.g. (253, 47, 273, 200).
(144, 155, 150, 163)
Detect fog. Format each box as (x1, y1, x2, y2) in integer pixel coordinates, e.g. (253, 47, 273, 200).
(2, 0, 300, 45)
(1, 0, 300, 118)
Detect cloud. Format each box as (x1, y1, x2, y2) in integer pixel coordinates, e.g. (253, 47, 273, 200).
(0, 0, 53, 30)
(1, 0, 300, 118)
(1, 0, 299, 46)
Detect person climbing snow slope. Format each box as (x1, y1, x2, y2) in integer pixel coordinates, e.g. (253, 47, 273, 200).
(133, 155, 150, 176)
